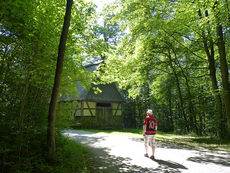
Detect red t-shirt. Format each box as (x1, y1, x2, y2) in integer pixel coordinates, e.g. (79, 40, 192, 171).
(144, 116, 157, 135)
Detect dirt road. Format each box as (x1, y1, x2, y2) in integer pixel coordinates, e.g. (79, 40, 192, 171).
(63, 130, 230, 173)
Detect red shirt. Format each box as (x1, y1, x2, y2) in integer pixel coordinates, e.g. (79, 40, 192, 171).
(144, 116, 157, 135)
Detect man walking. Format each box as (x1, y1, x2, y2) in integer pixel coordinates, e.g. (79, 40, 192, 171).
(143, 109, 157, 160)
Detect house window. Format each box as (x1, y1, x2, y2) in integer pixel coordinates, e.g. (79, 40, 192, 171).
(97, 103, 111, 107)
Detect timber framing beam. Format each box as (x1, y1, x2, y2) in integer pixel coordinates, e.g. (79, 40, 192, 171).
(114, 103, 120, 116)
(86, 101, 94, 116)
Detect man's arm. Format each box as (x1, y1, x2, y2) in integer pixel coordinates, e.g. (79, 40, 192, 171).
(143, 124, 146, 136)
(154, 117, 157, 131)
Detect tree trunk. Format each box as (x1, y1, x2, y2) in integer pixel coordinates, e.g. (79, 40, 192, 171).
(168, 85, 174, 131)
(168, 50, 189, 132)
(136, 96, 144, 129)
(47, 0, 73, 155)
(198, 112, 203, 135)
(17, 75, 30, 165)
(198, 9, 225, 137)
(173, 50, 198, 134)
(216, 23, 230, 136)
(214, 3, 230, 137)
(225, 0, 230, 23)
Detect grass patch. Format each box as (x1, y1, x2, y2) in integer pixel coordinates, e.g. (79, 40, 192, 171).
(79, 128, 230, 151)
(156, 132, 230, 151)
(53, 135, 91, 173)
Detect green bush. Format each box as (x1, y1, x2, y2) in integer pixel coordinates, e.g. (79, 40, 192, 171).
(0, 131, 91, 173)
(53, 135, 91, 173)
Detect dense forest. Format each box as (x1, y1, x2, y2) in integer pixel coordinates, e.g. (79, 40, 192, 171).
(0, 0, 230, 172)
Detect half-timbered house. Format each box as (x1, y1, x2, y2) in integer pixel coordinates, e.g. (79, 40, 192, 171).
(73, 62, 124, 129)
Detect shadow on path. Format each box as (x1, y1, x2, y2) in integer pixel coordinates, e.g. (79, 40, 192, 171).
(188, 154, 230, 167)
(154, 159, 187, 170)
(87, 147, 187, 173)
(87, 146, 150, 173)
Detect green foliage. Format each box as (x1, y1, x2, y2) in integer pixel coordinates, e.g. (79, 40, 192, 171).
(122, 98, 137, 129)
(53, 135, 91, 173)
(97, 0, 230, 137)
(0, 132, 91, 173)
(1, 0, 230, 171)
(0, 0, 96, 172)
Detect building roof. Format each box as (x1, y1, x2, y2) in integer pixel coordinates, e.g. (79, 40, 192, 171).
(76, 62, 124, 103)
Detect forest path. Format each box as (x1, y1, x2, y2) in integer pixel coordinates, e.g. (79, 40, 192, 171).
(63, 130, 230, 173)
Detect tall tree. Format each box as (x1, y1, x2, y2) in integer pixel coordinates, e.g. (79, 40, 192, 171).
(47, 0, 73, 154)
(198, 8, 225, 137)
(214, 1, 230, 136)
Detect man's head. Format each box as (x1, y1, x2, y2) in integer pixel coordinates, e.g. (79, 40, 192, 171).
(146, 109, 153, 116)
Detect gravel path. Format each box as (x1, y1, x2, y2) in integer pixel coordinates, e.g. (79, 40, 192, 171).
(63, 130, 230, 173)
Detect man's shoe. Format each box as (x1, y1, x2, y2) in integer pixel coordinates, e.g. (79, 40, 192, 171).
(144, 153, 149, 157)
(150, 155, 155, 160)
